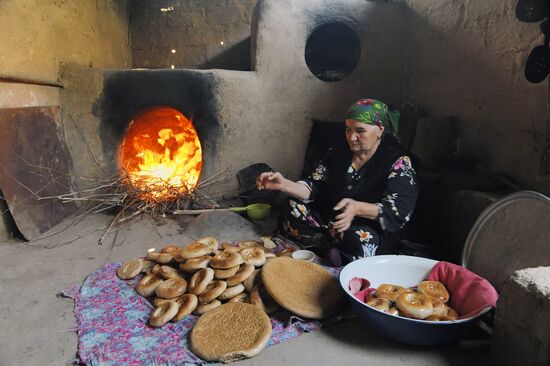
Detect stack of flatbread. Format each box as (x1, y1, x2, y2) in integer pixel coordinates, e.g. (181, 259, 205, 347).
(116, 239, 345, 363)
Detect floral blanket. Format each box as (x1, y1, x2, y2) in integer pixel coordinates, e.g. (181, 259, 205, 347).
(61, 242, 345, 365)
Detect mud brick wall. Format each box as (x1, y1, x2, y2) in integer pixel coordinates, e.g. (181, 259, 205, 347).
(130, 0, 257, 70)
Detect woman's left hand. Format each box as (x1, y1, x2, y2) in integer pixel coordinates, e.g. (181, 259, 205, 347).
(332, 198, 360, 232)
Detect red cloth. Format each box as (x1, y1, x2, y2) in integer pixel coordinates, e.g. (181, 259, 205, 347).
(427, 261, 498, 319)
(349, 277, 376, 303)
(348, 261, 498, 319)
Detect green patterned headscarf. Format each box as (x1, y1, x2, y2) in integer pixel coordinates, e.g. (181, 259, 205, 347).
(346, 98, 399, 134)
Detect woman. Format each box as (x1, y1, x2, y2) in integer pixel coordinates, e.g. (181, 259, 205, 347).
(256, 98, 418, 265)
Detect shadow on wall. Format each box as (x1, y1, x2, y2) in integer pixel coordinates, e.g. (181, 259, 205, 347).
(200, 37, 252, 71)
(399, 2, 549, 263)
(402, 3, 549, 192)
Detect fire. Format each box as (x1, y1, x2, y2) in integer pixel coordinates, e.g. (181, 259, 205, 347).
(118, 107, 202, 201)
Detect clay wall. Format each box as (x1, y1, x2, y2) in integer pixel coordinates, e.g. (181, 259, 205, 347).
(130, 0, 550, 194)
(130, 0, 256, 70)
(402, 0, 550, 193)
(0, 0, 132, 239)
(0, 0, 131, 108)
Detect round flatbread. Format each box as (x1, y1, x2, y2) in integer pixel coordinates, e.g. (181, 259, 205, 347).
(261, 257, 345, 319)
(190, 302, 272, 363)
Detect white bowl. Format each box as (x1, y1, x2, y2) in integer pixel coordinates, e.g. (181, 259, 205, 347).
(291, 249, 316, 261)
(339, 255, 491, 345)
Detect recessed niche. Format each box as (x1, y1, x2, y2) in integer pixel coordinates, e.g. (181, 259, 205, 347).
(305, 22, 361, 82)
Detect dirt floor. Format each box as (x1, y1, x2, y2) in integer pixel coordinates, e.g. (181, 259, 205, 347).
(0, 211, 489, 365)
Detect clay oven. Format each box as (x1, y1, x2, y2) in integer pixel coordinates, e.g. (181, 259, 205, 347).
(94, 0, 405, 195)
(1, 0, 407, 239)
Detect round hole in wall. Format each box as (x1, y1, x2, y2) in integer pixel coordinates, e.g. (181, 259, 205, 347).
(305, 22, 361, 82)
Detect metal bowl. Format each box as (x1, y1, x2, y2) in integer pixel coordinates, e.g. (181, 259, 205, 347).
(339, 255, 491, 346)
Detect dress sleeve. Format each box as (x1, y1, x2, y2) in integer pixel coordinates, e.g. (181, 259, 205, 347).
(299, 157, 330, 201)
(376, 156, 418, 232)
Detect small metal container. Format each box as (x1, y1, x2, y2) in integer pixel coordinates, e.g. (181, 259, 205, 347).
(291, 249, 316, 262)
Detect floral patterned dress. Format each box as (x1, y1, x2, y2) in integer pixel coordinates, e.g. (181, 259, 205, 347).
(282, 134, 418, 262)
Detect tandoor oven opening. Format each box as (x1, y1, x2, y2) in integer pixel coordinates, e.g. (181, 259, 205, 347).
(118, 106, 203, 202)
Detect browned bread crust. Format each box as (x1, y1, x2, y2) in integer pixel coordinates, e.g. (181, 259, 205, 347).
(190, 302, 272, 362)
(261, 257, 345, 319)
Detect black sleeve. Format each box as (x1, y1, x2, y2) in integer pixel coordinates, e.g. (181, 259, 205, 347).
(376, 156, 418, 232)
(299, 148, 335, 201)
(299, 151, 332, 201)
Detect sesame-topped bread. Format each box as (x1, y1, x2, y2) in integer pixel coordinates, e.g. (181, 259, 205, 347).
(189, 302, 272, 363)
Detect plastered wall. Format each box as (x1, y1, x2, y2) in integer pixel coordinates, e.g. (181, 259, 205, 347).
(129, 0, 550, 195)
(92, 0, 406, 199)
(0, 0, 132, 238)
(402, 0, 550, 193)
(213, 0, 405, 186)
(0, 0, 131, 109)
(2, 0, 550, 219)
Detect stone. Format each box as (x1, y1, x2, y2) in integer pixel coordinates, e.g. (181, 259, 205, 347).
(181, 211, 261, 242)
(491, 267, 550, 366)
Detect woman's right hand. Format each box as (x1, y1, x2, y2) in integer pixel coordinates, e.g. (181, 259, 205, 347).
(256, 171, 286, 191)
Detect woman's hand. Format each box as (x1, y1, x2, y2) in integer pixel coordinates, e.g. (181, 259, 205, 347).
(256, 172, 287, 191)
(331, 198, 360, 232)
(257, 172, 312, 200)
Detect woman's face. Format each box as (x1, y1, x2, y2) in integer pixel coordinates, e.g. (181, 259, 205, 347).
(345, 119, 384, 153)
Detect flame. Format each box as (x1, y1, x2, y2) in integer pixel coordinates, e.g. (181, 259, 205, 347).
(118, 107, 202, 201)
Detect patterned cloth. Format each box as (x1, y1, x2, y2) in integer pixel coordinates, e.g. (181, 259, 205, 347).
(345, 98, 399, 136)
(285, 134, 418, 260)
(60, 240, 346, 366)
(282, 198, 382, 261)
(301, 147, 417, 234)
